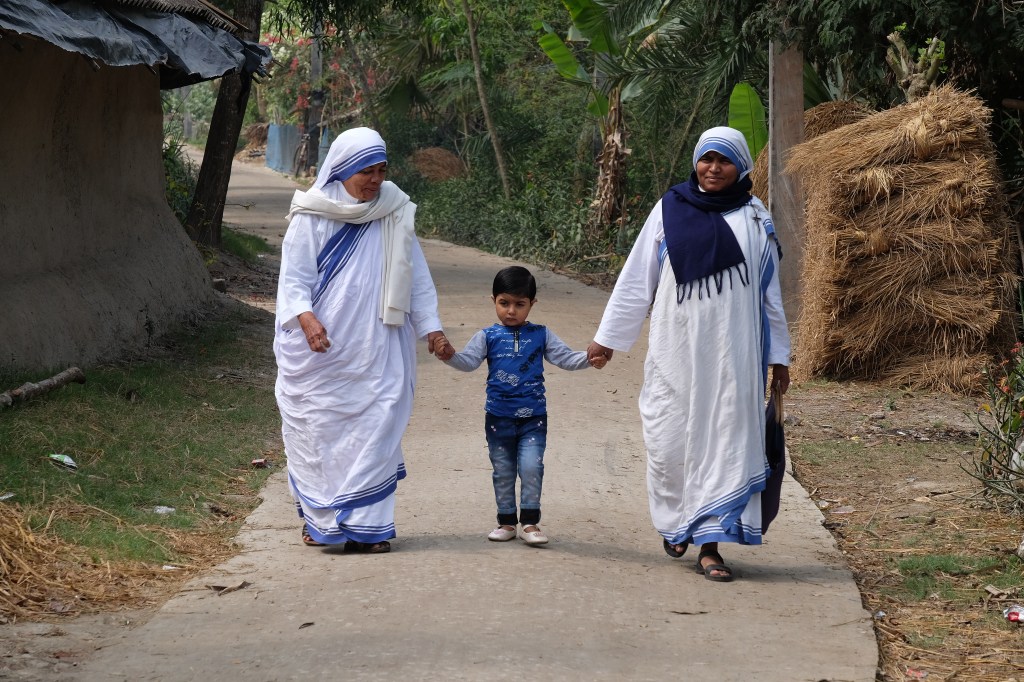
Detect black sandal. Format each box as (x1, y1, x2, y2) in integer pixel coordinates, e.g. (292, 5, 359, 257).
(663, 538, 689, 558)
(694, 549, 734, 582)
(344, 540, 391, 554)
(302, 525, 326, 547)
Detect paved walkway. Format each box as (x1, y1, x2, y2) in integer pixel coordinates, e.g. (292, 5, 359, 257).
(70, 159, 877, 681)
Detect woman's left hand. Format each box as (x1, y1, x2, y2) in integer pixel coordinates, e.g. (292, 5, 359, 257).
(771, 364, 790, 395)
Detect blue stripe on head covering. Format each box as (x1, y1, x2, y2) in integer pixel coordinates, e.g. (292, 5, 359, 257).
(692, 126, 754, 179)
(325, 145, 387, 184)
(315, 127, 389, 189)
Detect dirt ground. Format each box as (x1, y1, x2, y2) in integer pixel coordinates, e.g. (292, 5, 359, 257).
(4, 244, 1023, 679)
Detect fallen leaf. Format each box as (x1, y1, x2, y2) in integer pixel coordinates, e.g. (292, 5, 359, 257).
(207, 580, 252, 596)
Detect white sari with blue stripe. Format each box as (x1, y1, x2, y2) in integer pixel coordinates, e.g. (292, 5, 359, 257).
(594, 196, 789, 547)
(274, 186, 442, 545)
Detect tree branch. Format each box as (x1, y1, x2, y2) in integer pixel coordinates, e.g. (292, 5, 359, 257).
(1, 368, 86, 409)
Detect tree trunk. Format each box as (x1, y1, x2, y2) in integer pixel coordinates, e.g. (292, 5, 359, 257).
(592, 86, 626, 247)
(768, 41, 805, 328)
(460, 0, 511, 200)
(184, 0, 264, 247)
(301, 29, 324, 176)
(342, 28, 382, 133)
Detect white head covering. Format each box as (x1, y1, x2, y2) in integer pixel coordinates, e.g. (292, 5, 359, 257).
(315, 127, 388, 192)
(287, 127, 415, 326)
(692, 126, 754, 180)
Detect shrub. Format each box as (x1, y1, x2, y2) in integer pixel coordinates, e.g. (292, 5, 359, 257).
(971, 342, 1024, 511)
(162, 136, 198, 226)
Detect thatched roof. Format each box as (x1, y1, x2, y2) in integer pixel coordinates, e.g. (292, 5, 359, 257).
(784, 86, 1019, 393)
(109, 0, 245, 34)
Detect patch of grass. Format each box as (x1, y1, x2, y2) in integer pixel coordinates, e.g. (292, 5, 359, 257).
(222, 226, 273, 263)
(0, 307, 280, 565)
(884, 554, 1006, 603)
(904, 629, 947, 649)
(793, 438, 964, 471)
(898, 554, 1000, 576)
(791, 439, 860, 467)
(889, 574, 957, 601)
(43, 517, 177, 564)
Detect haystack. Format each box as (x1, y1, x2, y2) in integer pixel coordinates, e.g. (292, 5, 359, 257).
(786, 86, 1019, 393)
(750, 100, 872, 201)
(411, 147, 466, 182)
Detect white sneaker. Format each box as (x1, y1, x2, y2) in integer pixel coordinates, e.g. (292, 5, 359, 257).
(520, 525, 548, 545)
(487, 525, 517, 542)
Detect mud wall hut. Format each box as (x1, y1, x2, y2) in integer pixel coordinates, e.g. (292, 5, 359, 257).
(0, 0, 268, 374)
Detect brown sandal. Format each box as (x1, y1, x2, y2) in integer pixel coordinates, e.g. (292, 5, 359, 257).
(302, 525, 326, 547)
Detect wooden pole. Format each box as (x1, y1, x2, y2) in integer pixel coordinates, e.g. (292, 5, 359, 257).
(768, 41, 805, 329)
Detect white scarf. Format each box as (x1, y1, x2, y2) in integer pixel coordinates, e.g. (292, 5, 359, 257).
(287, 181, 415, 326)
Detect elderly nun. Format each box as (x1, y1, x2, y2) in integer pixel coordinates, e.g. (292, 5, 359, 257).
(274, 127, 451, 553)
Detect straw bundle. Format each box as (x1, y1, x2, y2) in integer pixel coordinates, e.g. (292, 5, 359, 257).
(786, 86, 1019, 392)
(750, 100, 872, 201)
(411, 147, 466, 182)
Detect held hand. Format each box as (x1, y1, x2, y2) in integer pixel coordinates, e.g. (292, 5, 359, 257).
(427, 331, 454, 361)
(771, 364, 790, 395)
(298, 312, 331, 353)
(587, 341, 613, 366)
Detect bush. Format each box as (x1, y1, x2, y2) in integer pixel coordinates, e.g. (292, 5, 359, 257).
(971, 342, 1024, 511)
(162, 136, 198, 226)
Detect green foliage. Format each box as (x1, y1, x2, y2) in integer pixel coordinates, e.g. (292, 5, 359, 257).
(971, 342, 1024, 512)
(727, 82, 768, 160)
(162, 83, 218, 144)
(222, 227, 274, 263)
(161, 136, 198, 226)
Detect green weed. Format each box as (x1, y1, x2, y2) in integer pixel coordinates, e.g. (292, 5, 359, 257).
(0, 310, 279, 565)
(222, 227, 273, 263)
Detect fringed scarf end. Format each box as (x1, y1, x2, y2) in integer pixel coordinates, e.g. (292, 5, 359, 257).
(675, 261, 749, 304)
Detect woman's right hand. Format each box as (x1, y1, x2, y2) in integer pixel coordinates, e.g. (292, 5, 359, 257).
(298, 312, 331, 353)
(587, 341, 613, 366)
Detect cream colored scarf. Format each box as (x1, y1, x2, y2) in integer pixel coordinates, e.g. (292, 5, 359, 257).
(287, 181, 415, 326)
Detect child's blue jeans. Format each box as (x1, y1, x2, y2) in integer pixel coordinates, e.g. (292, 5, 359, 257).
(484, 412, 547, 526)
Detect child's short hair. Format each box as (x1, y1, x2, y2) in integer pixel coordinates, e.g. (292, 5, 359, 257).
(492, 266, 537, 299)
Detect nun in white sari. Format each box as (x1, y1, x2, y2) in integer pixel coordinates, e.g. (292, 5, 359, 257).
(274, 127, 450, 553)
(588, 127, 791, 581)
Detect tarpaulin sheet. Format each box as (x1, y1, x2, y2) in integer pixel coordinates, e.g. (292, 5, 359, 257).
(0, 0, 270, 88)
(266, 123, 299, 175)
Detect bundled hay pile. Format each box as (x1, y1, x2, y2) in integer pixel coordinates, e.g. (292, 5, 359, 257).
(750, 100, 872, 201)
(242, 122, 268, 148)
(411, 147, 466, 182)
(786, 86, 1019, 392)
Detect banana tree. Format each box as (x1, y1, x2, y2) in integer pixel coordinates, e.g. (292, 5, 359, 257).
(728, 82, 768, 161)
(537, 0, 654, 243)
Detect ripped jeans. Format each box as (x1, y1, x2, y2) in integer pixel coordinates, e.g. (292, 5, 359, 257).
(484, 412, 547, 527)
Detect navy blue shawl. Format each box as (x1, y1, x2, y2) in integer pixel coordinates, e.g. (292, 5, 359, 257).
(662, 172, 754, 300)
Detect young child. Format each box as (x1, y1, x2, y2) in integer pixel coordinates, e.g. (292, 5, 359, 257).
(437, 266, 605, 545)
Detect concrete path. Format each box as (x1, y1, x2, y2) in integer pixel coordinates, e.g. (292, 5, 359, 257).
(69, 159, 877, 681)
